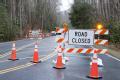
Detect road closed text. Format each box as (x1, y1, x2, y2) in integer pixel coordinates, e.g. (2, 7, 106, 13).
(72, 38, 90, 43)
(69, 30, 94, 45)
(72, 32, 90, 43)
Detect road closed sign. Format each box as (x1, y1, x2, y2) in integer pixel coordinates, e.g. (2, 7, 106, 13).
(68, 29, 94, 45)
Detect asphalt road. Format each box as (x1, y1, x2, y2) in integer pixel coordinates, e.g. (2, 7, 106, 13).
(0, 36, 120, 80)
(0, 39, 35, 54)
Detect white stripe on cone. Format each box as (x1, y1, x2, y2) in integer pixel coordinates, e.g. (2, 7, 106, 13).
(13, 43, 15, 48)
(90, 58, 103, 66)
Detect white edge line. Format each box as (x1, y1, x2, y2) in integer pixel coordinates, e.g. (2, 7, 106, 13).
(106, 54, 120, 62)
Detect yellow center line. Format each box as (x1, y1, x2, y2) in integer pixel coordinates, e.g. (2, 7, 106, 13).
(0, 51, 57, 74)
(41, 52, 57, 61)
(0, 63, 33, 74)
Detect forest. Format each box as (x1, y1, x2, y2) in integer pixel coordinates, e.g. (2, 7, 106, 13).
(0, 0, 60, 41)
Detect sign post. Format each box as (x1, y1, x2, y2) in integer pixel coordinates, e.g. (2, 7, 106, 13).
(68, 30, 94, 45)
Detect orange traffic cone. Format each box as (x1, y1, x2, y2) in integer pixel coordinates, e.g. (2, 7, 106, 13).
(87, 50, 102, 79)
(53, 45, 65, 69)
(31, 43, 41, 63)
(53, 52, 66, 69)
(8, 42, 19, 61)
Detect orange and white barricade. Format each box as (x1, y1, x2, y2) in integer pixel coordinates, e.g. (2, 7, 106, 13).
(63, 48, 108, 54)
(95, 49, 108, 54)
(94, 39, 108, 45)
(56, 28, 64, 33)
(56, 28, 68, 34)
(56, 38, 109, 46)
(53, 27, 69, 69)
(38, 33, 42, 39)
(64, 48, 94, 54)
(95, 29, 109, 35)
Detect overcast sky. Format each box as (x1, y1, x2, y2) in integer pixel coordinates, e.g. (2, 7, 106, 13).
(60, 0, 74, 11)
